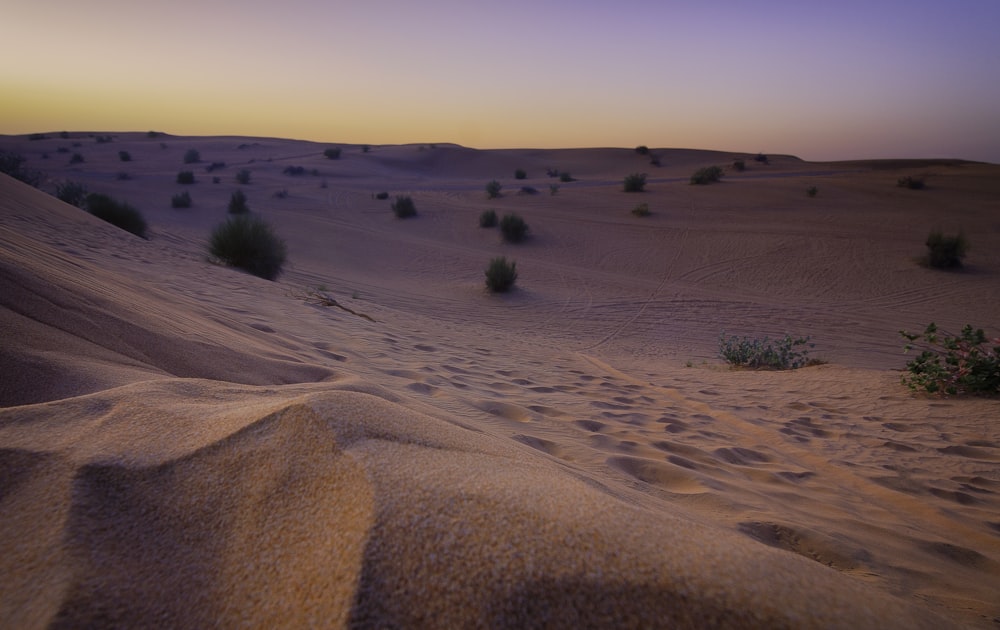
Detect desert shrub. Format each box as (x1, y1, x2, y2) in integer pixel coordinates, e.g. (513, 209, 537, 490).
(635, 145, 649, 155)
(546, 168, 559, 178)
(208, 215, 287, 280)
(85, 193, 148, 238)
(29, 133, 48, 141)
(236, 169, 251, 184)
(632, 202, 650, 217)
(69, 153, 85, 165)
(119, 150, 132, 162)
(898, 175, 925, 190)
(273, 189, 289, 199)
(177, 170, 196, 184)
(649, 155, 661, 167)
(690, 165, 723, 185)
(284, 165, 307, 176)
(559, 172, 574, 182)
(205, 161, 226, 172)
(923, 231, 967, 269)
(0, 151, 41, 186)
(479, 209, 498, 228)
(486, 179, 502, 199)
(485, 257, 518, 293)
(146, 131, 162, 138)
(391, 195, 417, 218)
(519, 186, 538, 195)
(183, 149, 201, 164)
(116, 172, 132, 181)
(57, 146, 69, 154)
(499, 213, 528, 243)
(55, 181, 88, 207)
(623, 172, 647, 192)
(806, 186, 818, 197)
(95, 135, 113, 144)
(719, 333, 814, 370)
(900, 323, 999, 395)
(549, 184, 559, 195)
(732, 160, 745, 172)
(362, 145, 371, 153)
(212, 176, 221, 184)
(754, 153, 769, 164)
(228, 189, 250, 214)
(324, 147, 342, 160)
(374, 191, 389, 200)
(171, 191, 192, 208)
(514, 168, 527, 180)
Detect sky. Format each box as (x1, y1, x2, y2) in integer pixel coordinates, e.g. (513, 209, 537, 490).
(3, 0, 999, 162)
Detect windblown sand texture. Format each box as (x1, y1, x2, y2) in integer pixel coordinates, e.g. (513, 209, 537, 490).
(2, 133, 999, 628)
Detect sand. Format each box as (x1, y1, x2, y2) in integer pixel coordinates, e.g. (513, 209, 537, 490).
(1, 133, 998, 628)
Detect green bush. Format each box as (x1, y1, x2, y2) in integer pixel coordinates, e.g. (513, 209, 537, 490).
(901, 323, 999, 395)
(632, 202, 650, 217)
(486, 179, 502, 199)
(208, 215, 287, 280)
(719, 333, 814, 370)
(228, 189, 250, 214)
(184, 149, 201, 164)
(898, 175, 925, 190)
(85, 193, 148, 239)
(324, 147, 342, 160)
(391, 195, 417, 218)
(119, 150, 132, 162)
(923, 231, 967, 269)
(691, 166, 723, 185)
(623, 172, 647, 192)
(479, 209, 498, 227)
(171, 191, 192, 208)
(499, 213, 528, 243)
(55, 181, 88, 207)
(177, 170, 196, 184)
(514, 168, 527, 180)
(485, 257, 518, 293)
(236, 169, 251, 185)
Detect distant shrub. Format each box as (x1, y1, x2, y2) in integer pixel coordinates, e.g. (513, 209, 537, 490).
(514, 168, 527, 180)
(485, 257, 518, 293)
(236, 169, 251, 185)
(499, 213, 528, 243)
(171, 191, 192, 208)
(95, 135, 113, 144)
(208, 215, 287, 280)
(228, 189, 250, 214)
(486, 179, 502, 199)
(690, 165, 723, 185)
(519, 186, 539, 195)
(324, 147, 342, 160)
(146, 131, 163, 138)
(69, 153, 85, 165)
(900, 323, 999, 395)
(183, 149, 201, 164)
(55, 181, 88, 207)
(29, 133, 48, 141)
(632, 202, 650, 217)
(374, 191, 389, 200)
(649, 155, 661, 167)
(479, 209, 498, 227)
(212, 176, 221, 184)
(732, 159, 745, 172)
(754, 153, 769, 164)
(273, 189, 289, 199)
(559, 172, 575, 182)
(719, 333, 814, 370)
(923, 231, 967, 269)
(119, 150, 132, 162)
(85, 193, 148, 238)
(635, 145, 649, 155)
(623, 172, 647, 192)
(116, 172, 132, 181)
(205, 161, 226, 172)
(549, 184, 559, 195)
(177, 170, 196, 184)
(391, 195, 417, 218)
(898, 175, 925, 190)
(806, 186, 818, 198)
(283, 165, 307, 176)
(546, 168, 559, 178)
(362, 145, 371, 153)
(0, 151, 41, 186)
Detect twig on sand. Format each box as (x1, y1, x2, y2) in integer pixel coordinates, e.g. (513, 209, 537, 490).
(291, 289, 376, 322)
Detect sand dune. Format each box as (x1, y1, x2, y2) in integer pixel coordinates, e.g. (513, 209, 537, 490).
(1, 133, 998, 627)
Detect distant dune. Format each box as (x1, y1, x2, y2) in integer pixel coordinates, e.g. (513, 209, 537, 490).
(1, 133, 998, 627)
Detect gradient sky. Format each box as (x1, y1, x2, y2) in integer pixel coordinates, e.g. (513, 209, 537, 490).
(3, 0, 999, 162)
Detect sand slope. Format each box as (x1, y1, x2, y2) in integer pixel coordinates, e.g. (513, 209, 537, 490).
(1, 134, 999, 627)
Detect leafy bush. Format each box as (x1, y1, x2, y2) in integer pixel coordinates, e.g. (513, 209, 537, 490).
(486, 179, 502, 199)
(485, 257, 517, 293)
(85, 193, 148, 238)
(898, 175, 925, 190)
(623, 172, 647, 192)
(228, 189, 250, 214)
(719, 333, 814, 370)
(499, 213, 528, 243)
(900, 323, 999, 395)
(806, 186, 818, 198)
(632, 202, 650, 217)
(184, 149, 201, 164)
(690, 166, 723, 185)
(391, 195, 417, 218)
(236, 169, 252, 184)
(324, 147, 342, 160)
(55, 181, 88, 207)
(208, 215, 287, 280)
(923, 231, 967, 269)
(514, 168, 527, 180)
(119, 150, 132, 162)
(479, 209, 498, 227)
(171, 191, 192, 208)
(0, 152, 41, 186)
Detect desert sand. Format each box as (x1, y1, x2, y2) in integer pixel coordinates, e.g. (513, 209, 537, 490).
(1, 133, 998, 628)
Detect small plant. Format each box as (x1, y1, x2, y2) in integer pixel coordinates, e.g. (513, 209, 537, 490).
(273, 189, 289, 199)
(691, 166, 723, 185)
(119, 150, 132, 162)
(923, 230, 967, 269)
(0, 151, 40, 186)
(754, 153, 769, 164)
(183, 149, 201, 164)
(116, 172, 132, 181)
(55, 181, 88, 207)
(324, 147, 342, 160)
(632, 202, 650, 217)
(719, 333, 814, 370)
(518, 186, 538, 195)
(362, 145, 371, 153)
(806, 186, 818, 198)
(374, 191, 389, 200)
(212, 177, 220, 184)
(236, 169, 251, 185)
(177, 170, 196, 184)
(283, 165, 307, 176)
(649, 155, 661, 167)
(208, 215, 287, 280)
(391, 195, 417, 218)
(171, 191, 192, 208)
(897, 175, 925, 190)
(499, 213, 529, 243)
(623, 172, 647, 192)
(486, 179, 503, 199)
(228, 189, 250, 214)
(559, 172, 575, 182)
(900, 323, 999, 395)
(732, 159, 745, 172)
(635, 146, 650, 155)
(205, 161, 226, 172)
(95, 135, 113, 144)
(514, 168, 527, 180)
(85, 193, 148, 238)
(485, 257, 518, 293)
(479, 209, 498, 228)
(69, 152, 85, 165)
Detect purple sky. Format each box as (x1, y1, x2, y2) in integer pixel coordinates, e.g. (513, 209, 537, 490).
(3, 0, 999, 162)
